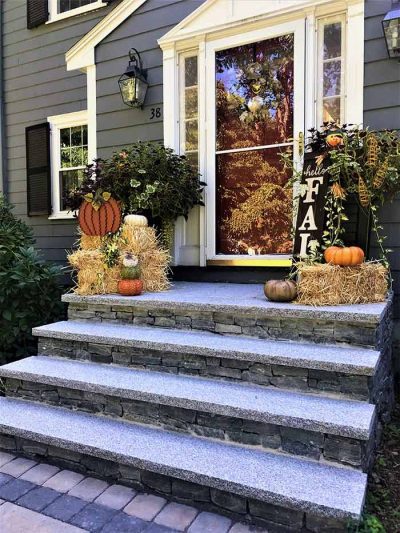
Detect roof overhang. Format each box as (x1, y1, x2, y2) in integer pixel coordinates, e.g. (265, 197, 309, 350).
(66, 0, 147, 71)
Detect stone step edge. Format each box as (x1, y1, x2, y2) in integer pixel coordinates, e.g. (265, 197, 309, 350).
(32, 321, 380, 377)
(0, 397, 367, 521)
(0, 356, 375, 440)
(62, 291, 389, 325)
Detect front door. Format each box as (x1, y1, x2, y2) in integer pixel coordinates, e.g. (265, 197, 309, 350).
(205, 20, 305, 266)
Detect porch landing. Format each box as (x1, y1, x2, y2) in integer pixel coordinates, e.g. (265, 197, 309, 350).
(62, 281, 388, 324)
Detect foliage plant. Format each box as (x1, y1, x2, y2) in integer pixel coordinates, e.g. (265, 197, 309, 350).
(65, 142, 205, 248)
(283, 124, 400, 267)
(0, 196, 63, 362)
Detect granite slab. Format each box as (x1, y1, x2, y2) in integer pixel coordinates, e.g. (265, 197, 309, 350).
(32, 320, 380, 376)
(0, 356, 375, 440)
(62, 282, 389, 324)
(0, 398, 367, 520)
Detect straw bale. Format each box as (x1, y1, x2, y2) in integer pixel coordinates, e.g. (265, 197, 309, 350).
(296, 262, 388, 306)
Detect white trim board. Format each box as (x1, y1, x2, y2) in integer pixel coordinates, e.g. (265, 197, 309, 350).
(47, 0, 107, 25)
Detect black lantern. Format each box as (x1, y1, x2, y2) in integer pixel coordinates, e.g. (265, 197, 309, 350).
(382, 5, 400, 59)
(118, 48, 148, 108)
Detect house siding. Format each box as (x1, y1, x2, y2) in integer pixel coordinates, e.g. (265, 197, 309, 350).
(96, 0, 202, 158)
(2, 0, 115, 265)
(363, 0, 400, 349)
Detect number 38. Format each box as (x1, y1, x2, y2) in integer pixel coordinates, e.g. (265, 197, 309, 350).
(150, 107, 162, 120)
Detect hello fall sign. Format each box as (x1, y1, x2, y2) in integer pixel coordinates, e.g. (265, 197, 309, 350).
(293, 152, 330, 258)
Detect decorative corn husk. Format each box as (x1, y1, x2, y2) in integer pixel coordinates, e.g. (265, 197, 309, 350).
(373, 158, 389, 189)
(366, 133, 379, 168)
(358, 175, 370, 207)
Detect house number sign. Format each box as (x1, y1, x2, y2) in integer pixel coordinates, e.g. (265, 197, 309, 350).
(293, 152, 330, 258)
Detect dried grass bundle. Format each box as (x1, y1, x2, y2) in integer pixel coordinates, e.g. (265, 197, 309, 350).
(296, 262, 388, 306)
(69, 225, 170, 295)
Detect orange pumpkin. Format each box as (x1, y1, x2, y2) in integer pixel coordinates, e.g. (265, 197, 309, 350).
(326, 133, 343, 148)
(78, 198, 121, 236)
(118, 279, 143, 296)
(324, 246, 365, 266)
(264, 280, 297, 302)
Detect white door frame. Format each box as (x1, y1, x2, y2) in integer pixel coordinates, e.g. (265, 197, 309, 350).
(204, 19, 305, 265)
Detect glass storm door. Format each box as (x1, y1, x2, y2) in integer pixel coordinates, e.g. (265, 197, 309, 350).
(205, 21, 304, 264)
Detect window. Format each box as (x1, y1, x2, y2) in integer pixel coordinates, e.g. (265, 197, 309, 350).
(317, 15, 346, 127)
(48, 111, 88, 218)
(180, 54, 199, 169)
(48, 0, 107, 23)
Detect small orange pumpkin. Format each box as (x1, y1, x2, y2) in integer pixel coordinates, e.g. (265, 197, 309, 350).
(264, 280, 297, 302)
(326, 133, 343, 148)
(324, 246, 365, 266)
(78, 197, 121, 237)
(118, 279, 143, 296)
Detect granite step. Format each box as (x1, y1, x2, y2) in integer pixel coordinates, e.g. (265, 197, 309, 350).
(0, 397, 367, 530)
(62, 282, 390, 347)
(0, 356, 376, 469)
(33, 320, 380, 400)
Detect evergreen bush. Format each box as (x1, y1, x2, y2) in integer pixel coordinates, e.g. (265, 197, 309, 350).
(0, 196, 63, 363)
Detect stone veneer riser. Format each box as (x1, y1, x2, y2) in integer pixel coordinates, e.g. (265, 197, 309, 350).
(0, 433, 353, 533)
(2, 378, 376, 472)
(67, 303, 391, 349)
(37, 337, 391, 411)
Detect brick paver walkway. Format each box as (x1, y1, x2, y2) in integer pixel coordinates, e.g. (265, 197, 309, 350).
(0, 452, 266, 532)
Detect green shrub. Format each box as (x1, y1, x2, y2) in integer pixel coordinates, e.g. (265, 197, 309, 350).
(0, 196, 63, 362)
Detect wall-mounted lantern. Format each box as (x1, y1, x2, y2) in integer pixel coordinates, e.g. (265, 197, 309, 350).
(118, 48, 148, 108)
(382, 6, 400, 59)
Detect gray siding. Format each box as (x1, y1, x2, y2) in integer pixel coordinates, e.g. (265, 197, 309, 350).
(2, 0, 115, 265)
(96, 0, 202, 158)
(363, 0, 400, 333)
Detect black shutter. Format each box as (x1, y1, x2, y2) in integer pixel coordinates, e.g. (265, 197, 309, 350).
(26, 123, 51, 217)
(27, 0, 48, 29)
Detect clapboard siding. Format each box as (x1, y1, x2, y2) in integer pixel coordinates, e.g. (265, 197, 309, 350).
(2, 0, 115, 262)
(364, 0, 400, 324)
(96, 0, 202, 157)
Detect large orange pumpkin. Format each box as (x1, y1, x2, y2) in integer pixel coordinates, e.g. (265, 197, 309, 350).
(324, 246, 364, 266)
(78, 198, 121, 236)
(118, 279, 143, 296)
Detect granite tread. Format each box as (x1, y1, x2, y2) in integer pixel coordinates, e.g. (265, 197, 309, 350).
(0, 356, 375, 439)
(32, 320, 380, 376)
(62, 282, 388, 323)
(0, 397, 366, 521)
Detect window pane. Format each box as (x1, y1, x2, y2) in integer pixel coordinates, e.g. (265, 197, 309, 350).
(185, 151, 198, 170)
(323, 23, 342, 59)
(71, 126, 82, 146)
(60, 169, 84, 210)
(216, 35, 294, 150)
(185, 56, 198, 87)
(60, 128, 70, 148)
(323, 61, 341, 97)
(323, 97, 341, 124)
(59, 0, 97, 13)
(185, 87, 198, 119)
(185, 120, 198, 152)
(61, 148, 71, 168)
(216, 147, 292, 255)
(82, 125, 88, 145)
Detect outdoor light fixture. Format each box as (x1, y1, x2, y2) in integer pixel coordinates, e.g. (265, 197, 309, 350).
(382, 5, 400, 59)
(118, 48, 148, 108)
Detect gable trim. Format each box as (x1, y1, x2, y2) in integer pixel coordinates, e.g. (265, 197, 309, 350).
(66, 0, 147, 71)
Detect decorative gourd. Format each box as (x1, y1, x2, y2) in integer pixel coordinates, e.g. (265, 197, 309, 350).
(78, 197, 121, 236)
(326, 133, 343, 148)
(121, 266, 141, 280)
(264, 280, 297, 302)
(118, 279, 143, 296)
(124, 214, 148, 227)
(324, 246, 364, 266)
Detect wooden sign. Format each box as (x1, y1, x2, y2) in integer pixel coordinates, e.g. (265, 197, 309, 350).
(293, 152, 330, 258)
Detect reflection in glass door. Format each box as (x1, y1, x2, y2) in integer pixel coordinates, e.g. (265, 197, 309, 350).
(215, 35, 294, 256)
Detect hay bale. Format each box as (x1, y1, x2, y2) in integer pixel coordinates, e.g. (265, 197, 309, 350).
(68, 224, 170, 295)
(296, 262, 388, 306)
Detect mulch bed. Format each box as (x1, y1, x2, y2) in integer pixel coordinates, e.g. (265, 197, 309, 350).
(358, 395, 400, 532)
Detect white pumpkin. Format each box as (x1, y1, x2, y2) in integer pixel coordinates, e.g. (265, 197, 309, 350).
(124, 214, 148, 227)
